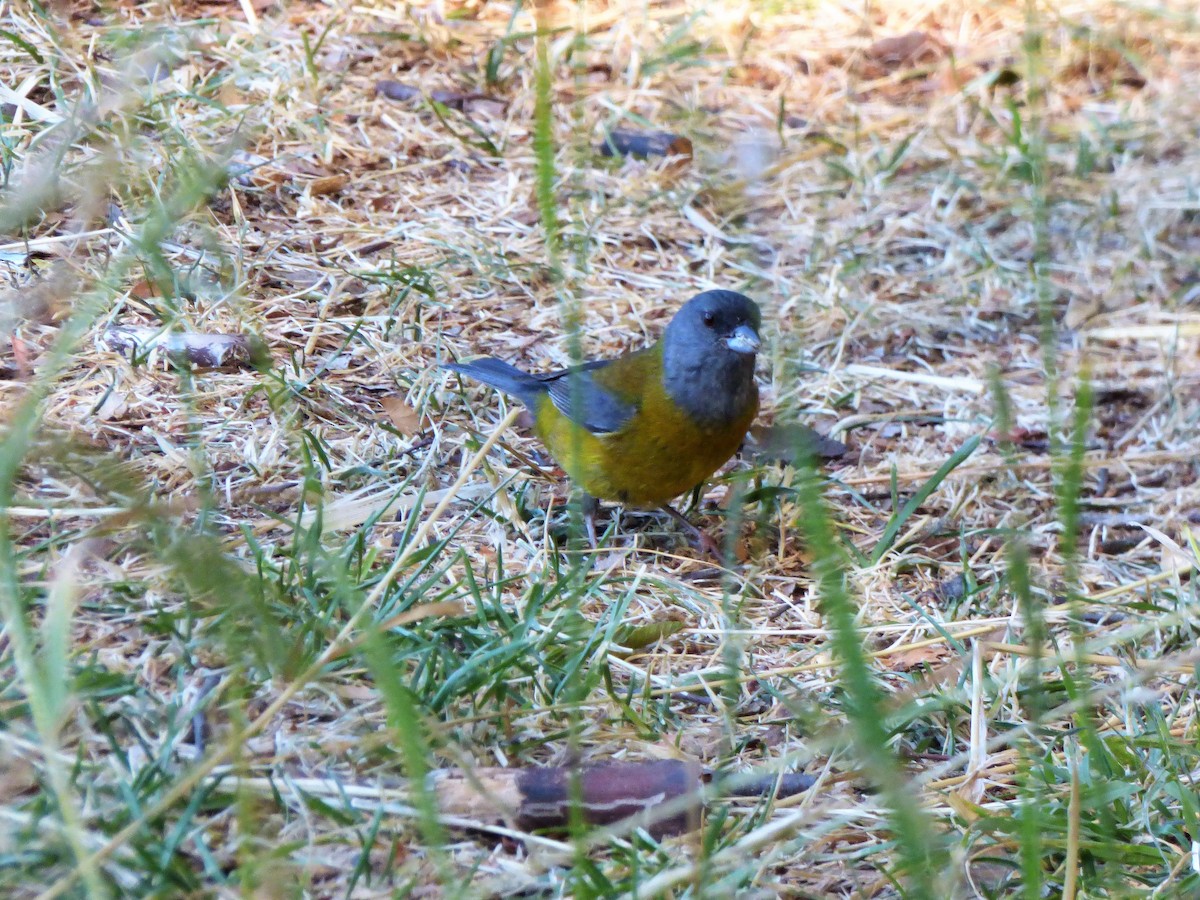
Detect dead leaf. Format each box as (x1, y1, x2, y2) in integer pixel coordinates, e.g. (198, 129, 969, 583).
(375, 83, 504, 112)
(613, 619, 686, 652)
(598, 129, 693, 161)
(866, 31, 941, 68)
(308, 174, 348, 196)
(376, 80, 420, 102)
(189, 0, 273, 21)
(1063, 44, 1147, 90)
(94, 390, 131, 421)
(672, 723, 727, 761)
(1064, 292, 1101, 329)
(890, 645, 950, 672)
(227, 150, 285, 187)
(103, 327, 270, 370)
(945, 791, 985, 824)
(0, 264, 76, 334)
(1139, 524, 1196, 575)
(0, 751, 37, 804)
(380, 396, 423, 435)
(429, 89, 503, 111)
(128, 279, 158, 300)
(8, 336, 34, 377)
(746, 423, 847, 463)
(734, 536, 751, 563)
(987, 426, 1049, 453)
(914, 573, 972, 609)
(217, 82, 249, 107)
(736, 63, 783, 90)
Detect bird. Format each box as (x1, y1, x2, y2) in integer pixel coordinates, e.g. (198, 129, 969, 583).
(442, 289, 762, 555)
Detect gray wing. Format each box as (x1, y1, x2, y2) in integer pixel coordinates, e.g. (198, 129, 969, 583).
(537, 360, 638, 435)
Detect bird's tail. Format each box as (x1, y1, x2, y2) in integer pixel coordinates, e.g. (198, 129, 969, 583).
(442, 358, 544, 408)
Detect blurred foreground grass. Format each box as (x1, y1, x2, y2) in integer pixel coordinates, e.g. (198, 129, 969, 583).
(2, 1, 1200, 897)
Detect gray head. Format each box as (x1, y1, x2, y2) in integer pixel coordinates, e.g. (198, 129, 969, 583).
(661, 290, 762, 425)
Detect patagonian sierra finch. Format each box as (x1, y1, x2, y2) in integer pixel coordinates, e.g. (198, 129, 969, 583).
(444, 289, 762, 554)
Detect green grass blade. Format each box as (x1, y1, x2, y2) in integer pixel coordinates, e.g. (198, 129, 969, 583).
(871, 432, 982, 564)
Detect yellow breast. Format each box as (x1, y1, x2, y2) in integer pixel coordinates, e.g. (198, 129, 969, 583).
(532, 368, 757, 507)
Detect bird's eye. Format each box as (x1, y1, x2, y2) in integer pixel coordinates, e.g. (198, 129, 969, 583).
(702, 312, 716, 327)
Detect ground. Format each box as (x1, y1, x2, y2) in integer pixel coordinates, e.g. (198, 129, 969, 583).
(2, 0, 1199, 897)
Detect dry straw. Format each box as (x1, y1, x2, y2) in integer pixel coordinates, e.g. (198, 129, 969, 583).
(2, 0, 1199, 895)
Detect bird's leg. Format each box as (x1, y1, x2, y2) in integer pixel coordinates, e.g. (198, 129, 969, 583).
(581, 493, 600, 550)
(660, 504, 723, 559)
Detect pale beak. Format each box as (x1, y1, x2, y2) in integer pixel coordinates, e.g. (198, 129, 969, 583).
(726, 324, 761, 354)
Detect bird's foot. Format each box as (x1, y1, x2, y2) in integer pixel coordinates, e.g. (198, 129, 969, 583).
(660, 504, 725, 560)
(582, 493, 601, 550)
(691, 529, 724, 560)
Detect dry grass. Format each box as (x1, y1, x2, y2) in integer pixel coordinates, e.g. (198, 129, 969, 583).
(2, 0, 1199, 896)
